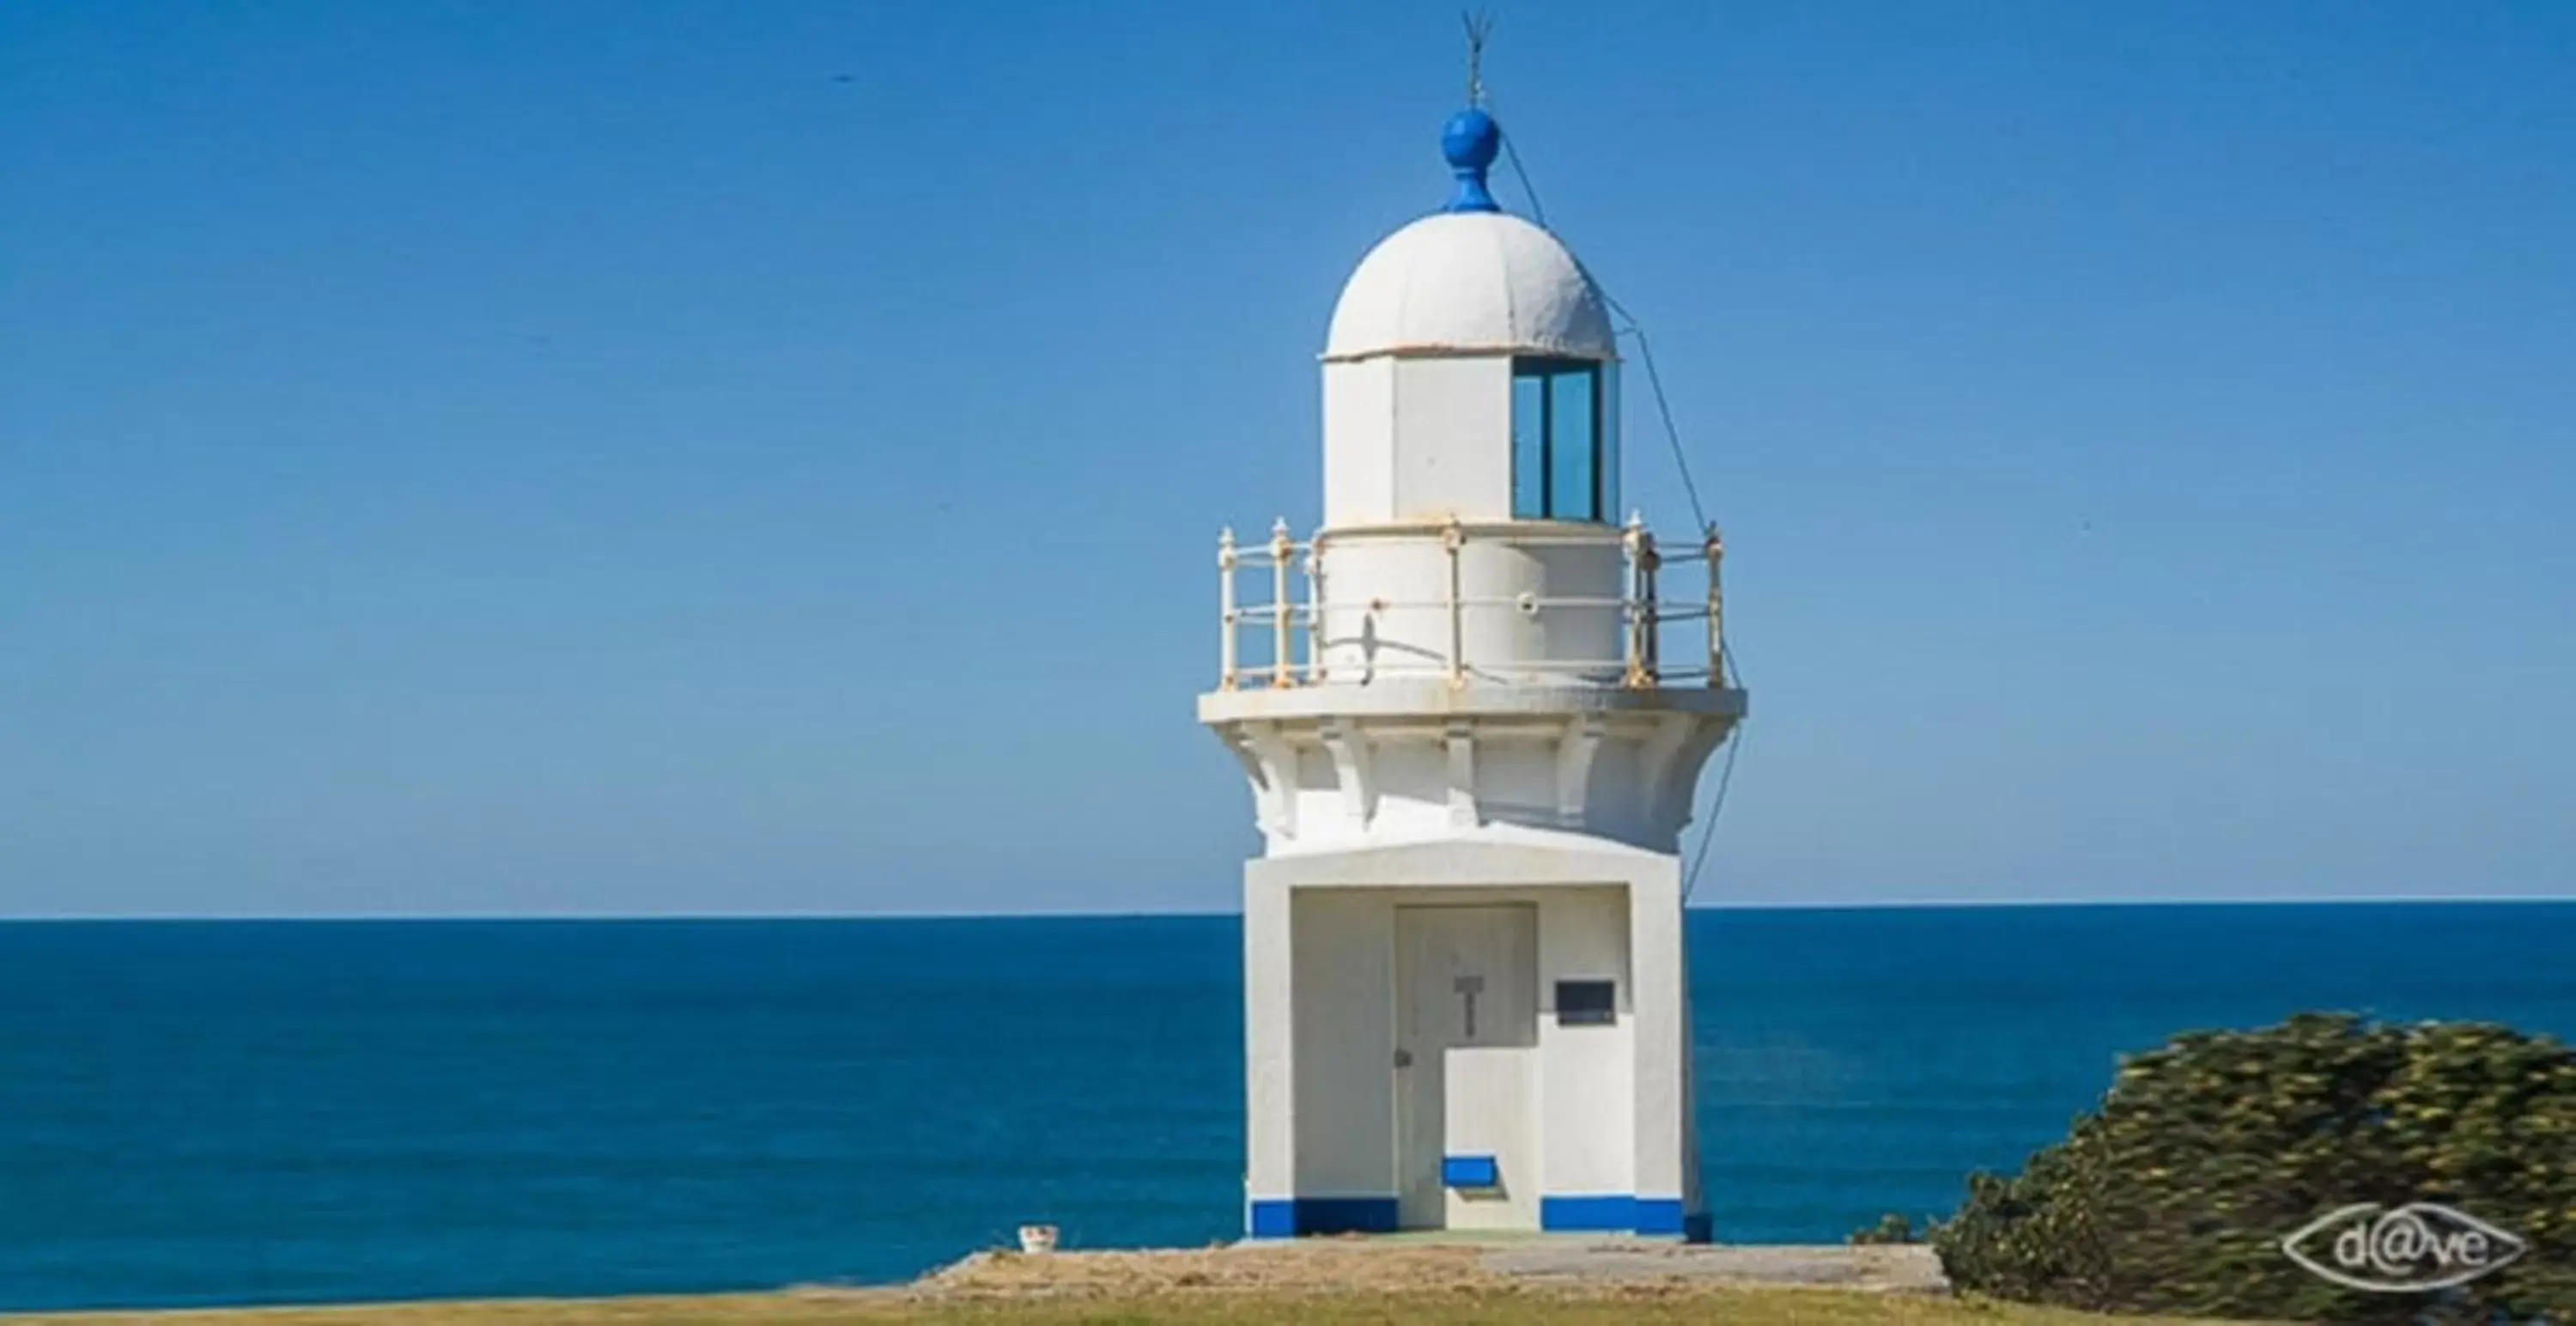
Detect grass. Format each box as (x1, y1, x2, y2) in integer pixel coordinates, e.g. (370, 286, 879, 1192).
(4, 1242, 2247, 1325)
(5, 1288, 2238, 1326)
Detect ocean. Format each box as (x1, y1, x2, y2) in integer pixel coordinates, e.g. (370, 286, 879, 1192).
(2, 903, 2571, 1311)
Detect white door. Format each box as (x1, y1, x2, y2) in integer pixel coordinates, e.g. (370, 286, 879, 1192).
(1394, 903, 1540, 1230)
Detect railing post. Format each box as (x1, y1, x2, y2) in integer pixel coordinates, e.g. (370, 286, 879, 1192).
(1705, 523, 1725, 688)
(1443, 516, 1466, 687)
(1641, 530, 1661, 686)
(1621, 514, 1643, 687)
(1303, 528, 1323, 685)
(1218, 526, 1238, 690)
(1622, 513, 1658, 689)
(1269, 518, 1294, 689)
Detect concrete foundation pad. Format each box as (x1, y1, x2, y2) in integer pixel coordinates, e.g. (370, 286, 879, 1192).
(916, 1238, 1946, 1299)
(1479, 1239, 1947, 1292)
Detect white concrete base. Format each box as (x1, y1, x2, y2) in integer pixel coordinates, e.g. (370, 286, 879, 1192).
(1242, 836, 1702, 1240)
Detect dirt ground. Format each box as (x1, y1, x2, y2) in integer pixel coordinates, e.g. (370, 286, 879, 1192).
(914, 1237, 1950, 1297)
(9, 1240, 2242, 1326)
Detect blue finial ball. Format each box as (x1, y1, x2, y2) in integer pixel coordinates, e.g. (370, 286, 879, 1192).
(1441, 107, 1502, 172)
(1439, 108, 1503, 213)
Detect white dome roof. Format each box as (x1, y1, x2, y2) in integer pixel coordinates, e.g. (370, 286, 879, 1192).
(1324, 210, 1616, 362)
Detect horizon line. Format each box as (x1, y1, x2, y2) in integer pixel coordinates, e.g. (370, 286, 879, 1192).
(3, 893, 2572, 923)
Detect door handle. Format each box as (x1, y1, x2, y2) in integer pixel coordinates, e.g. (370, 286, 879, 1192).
(1393, 1049, 1414, 1068)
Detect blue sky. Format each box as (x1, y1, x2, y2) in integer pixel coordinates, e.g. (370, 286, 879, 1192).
(3, 3, 2569, 915)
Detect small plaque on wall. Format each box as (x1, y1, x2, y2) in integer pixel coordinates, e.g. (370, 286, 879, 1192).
(1555, 979, 1616, 1026)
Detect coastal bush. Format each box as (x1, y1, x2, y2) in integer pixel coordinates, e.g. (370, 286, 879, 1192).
(1930, 1013, 2576, 1323)
(1850, 1213, 1922, 1245)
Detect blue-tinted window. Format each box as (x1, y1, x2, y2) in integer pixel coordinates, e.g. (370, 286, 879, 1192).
(1598, 367, 1620, 519)
(1510, 358, 1608, 520)
(1548, 368, 1595, 519)
(1510, 372, 1548, 519)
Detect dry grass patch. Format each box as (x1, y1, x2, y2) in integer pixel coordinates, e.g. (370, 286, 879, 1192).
(919, 1242, 1494, 1297)
(7, 1241, 2249, 1326)
(8, 1286, 2241, 1326)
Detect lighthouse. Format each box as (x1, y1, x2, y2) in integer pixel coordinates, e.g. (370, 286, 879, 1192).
(1202, 105, 1744, 1240)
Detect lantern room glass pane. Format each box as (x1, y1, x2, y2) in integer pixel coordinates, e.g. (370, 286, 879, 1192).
(1547, 367, 1597, 520)
(1599, 364, 1620, 521)
(1511, 356, 1608, 521)
(1510, 372, 1548, 518)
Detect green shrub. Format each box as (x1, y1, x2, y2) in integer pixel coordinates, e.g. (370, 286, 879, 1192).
(1930, 1013, 2576, 1323)
(1850, 1212, 1923, 1245)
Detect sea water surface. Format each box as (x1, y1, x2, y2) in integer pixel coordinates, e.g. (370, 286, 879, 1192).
(3, 903, 2573, 1311)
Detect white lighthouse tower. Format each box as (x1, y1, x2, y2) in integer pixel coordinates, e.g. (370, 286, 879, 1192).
(1203, 104, 1744, 1240)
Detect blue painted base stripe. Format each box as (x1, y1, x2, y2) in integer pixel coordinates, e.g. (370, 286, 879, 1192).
(1258, 1195, 1698, 1239)
(1540, 1195, 1637, 1232)
(1246, 1197, 1400, 1238)
(1540, 1195, 1702, 1238)
(1247, 1200, 1297, 1238)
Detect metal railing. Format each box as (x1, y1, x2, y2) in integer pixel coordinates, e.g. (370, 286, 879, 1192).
(1216, 515, 1726, 691)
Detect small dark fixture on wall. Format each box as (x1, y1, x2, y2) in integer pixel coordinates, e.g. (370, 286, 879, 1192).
(1556, 979, 1617, 1026)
